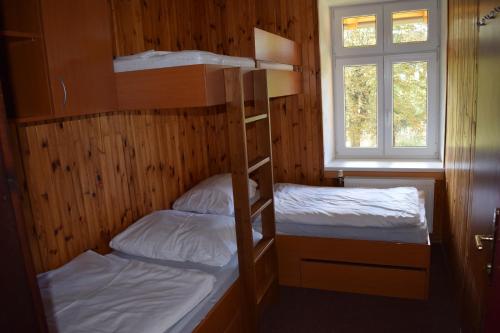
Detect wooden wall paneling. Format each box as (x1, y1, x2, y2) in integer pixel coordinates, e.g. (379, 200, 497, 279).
(205, 107, 230, 176)
(16, 107, 229, 272)
(204, 1, 225, 55)
(444, 0, 480, 330)
(69, 118, 100, 255)
(109, 0, 145, 56)
(162, 110, 185, 204)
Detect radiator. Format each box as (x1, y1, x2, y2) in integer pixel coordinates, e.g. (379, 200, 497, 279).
(344, 177, 435, 233)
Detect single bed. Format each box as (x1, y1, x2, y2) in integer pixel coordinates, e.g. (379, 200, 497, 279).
(256, 183, 431, 300)
(255, 184, 430, 244)
(38, 210, 254, 333)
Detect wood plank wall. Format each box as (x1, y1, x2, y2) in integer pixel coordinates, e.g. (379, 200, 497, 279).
(15, 109, 230, 272)
(15, 0, 325, 272)
(444, 0, 479, 329)
(111, 0, 326, 185)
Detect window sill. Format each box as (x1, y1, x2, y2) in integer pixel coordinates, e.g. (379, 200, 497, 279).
(324, 159, 444, 179)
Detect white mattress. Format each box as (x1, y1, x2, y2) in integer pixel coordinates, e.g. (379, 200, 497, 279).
(112, 251, 239, 333)
(38, 251, 216, 333)
(257, 61, 294, 71)
(273, 183, 423, 228)
(255, 186, 429, 244)
(255, 218, 429, 244)
(114, 50, 256, 73)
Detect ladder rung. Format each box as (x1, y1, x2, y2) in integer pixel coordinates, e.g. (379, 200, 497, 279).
(254, 237, 275, 264)
(245, 113, 268, 124)
(248, 156, 270, 173)
(250, 198, 273, 220)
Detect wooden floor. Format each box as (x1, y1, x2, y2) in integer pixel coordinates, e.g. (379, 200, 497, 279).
(260, 245, 460, 333)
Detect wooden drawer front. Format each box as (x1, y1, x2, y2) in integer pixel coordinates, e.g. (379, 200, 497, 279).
(300, 260, 428, 300)
(299, 236, 430, 269)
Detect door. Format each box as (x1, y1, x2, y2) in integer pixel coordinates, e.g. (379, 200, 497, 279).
(467, 0, 500, 331)
(0, 84, 47, 331)
(41, 0, 117, 116)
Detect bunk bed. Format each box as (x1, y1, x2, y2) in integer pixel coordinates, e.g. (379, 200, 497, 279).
(37, 28, 300, 333)
(112, 28, 301, 329)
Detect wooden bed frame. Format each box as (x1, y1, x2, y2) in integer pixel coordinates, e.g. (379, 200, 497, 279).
(115, 28, 302, 110)
(193, 279, 245, 333)
(276, 235, 431, 300)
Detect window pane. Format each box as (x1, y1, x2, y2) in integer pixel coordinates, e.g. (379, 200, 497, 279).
(392, 61, 428, 147)
(343, 64, 378, 148)
(392, 10, 428, 43)
(343, 15, 377, 48)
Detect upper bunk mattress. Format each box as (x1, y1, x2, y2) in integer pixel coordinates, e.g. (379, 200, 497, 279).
(114, 50, 256, 73)
(273, 183, 424, 229)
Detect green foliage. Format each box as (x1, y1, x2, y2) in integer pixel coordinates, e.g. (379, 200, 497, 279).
(344, 65, 377, 148)
(392, 61, 428, 147)
(341, 21, 428, 149)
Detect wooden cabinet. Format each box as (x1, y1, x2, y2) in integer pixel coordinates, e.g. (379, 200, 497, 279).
(1, 0, 117, 121)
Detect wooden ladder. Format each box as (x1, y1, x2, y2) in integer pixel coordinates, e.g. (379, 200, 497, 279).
(224, 67, 278, 332)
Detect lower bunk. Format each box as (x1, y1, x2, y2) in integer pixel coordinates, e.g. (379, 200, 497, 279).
(38, 250, 245, 333)
(37, 210, 250, 333)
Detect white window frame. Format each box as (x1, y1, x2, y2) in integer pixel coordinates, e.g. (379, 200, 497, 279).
(333, 5, 384, 57)
(334, 56, 384, 157)
(384, 52, 439, 158)
(332, 0, 440, 160)
(383, 0, 439, 53)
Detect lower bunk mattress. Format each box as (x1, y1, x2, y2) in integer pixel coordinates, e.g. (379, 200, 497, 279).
(38, 251, 239, 333)
(113, 252, 239, 333)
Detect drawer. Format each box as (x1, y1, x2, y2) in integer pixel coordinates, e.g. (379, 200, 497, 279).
(300, 260, 428, 300)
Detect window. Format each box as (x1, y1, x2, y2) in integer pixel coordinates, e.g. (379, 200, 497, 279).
(332, 0, 439, 159)
(342, 15, 377, 47)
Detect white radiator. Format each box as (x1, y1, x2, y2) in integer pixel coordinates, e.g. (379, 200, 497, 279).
(344, 177, 435, 233)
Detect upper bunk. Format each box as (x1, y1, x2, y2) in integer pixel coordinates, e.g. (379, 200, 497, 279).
(114, 28, 302, 110)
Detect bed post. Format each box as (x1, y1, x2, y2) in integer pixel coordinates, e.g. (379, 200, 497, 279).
(224, 67, 278, 332)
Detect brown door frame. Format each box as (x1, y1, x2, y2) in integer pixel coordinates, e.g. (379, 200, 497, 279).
(0, 83, 47, 331)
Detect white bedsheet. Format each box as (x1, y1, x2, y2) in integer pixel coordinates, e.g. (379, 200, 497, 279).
(114, 50, 255, 73)
(38, 251, 215, 333)
(274, 183, 422, 228)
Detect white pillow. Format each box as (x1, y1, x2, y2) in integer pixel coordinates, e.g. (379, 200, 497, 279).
(110, 210, 262, 267)
(173, 173, 258, 216)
